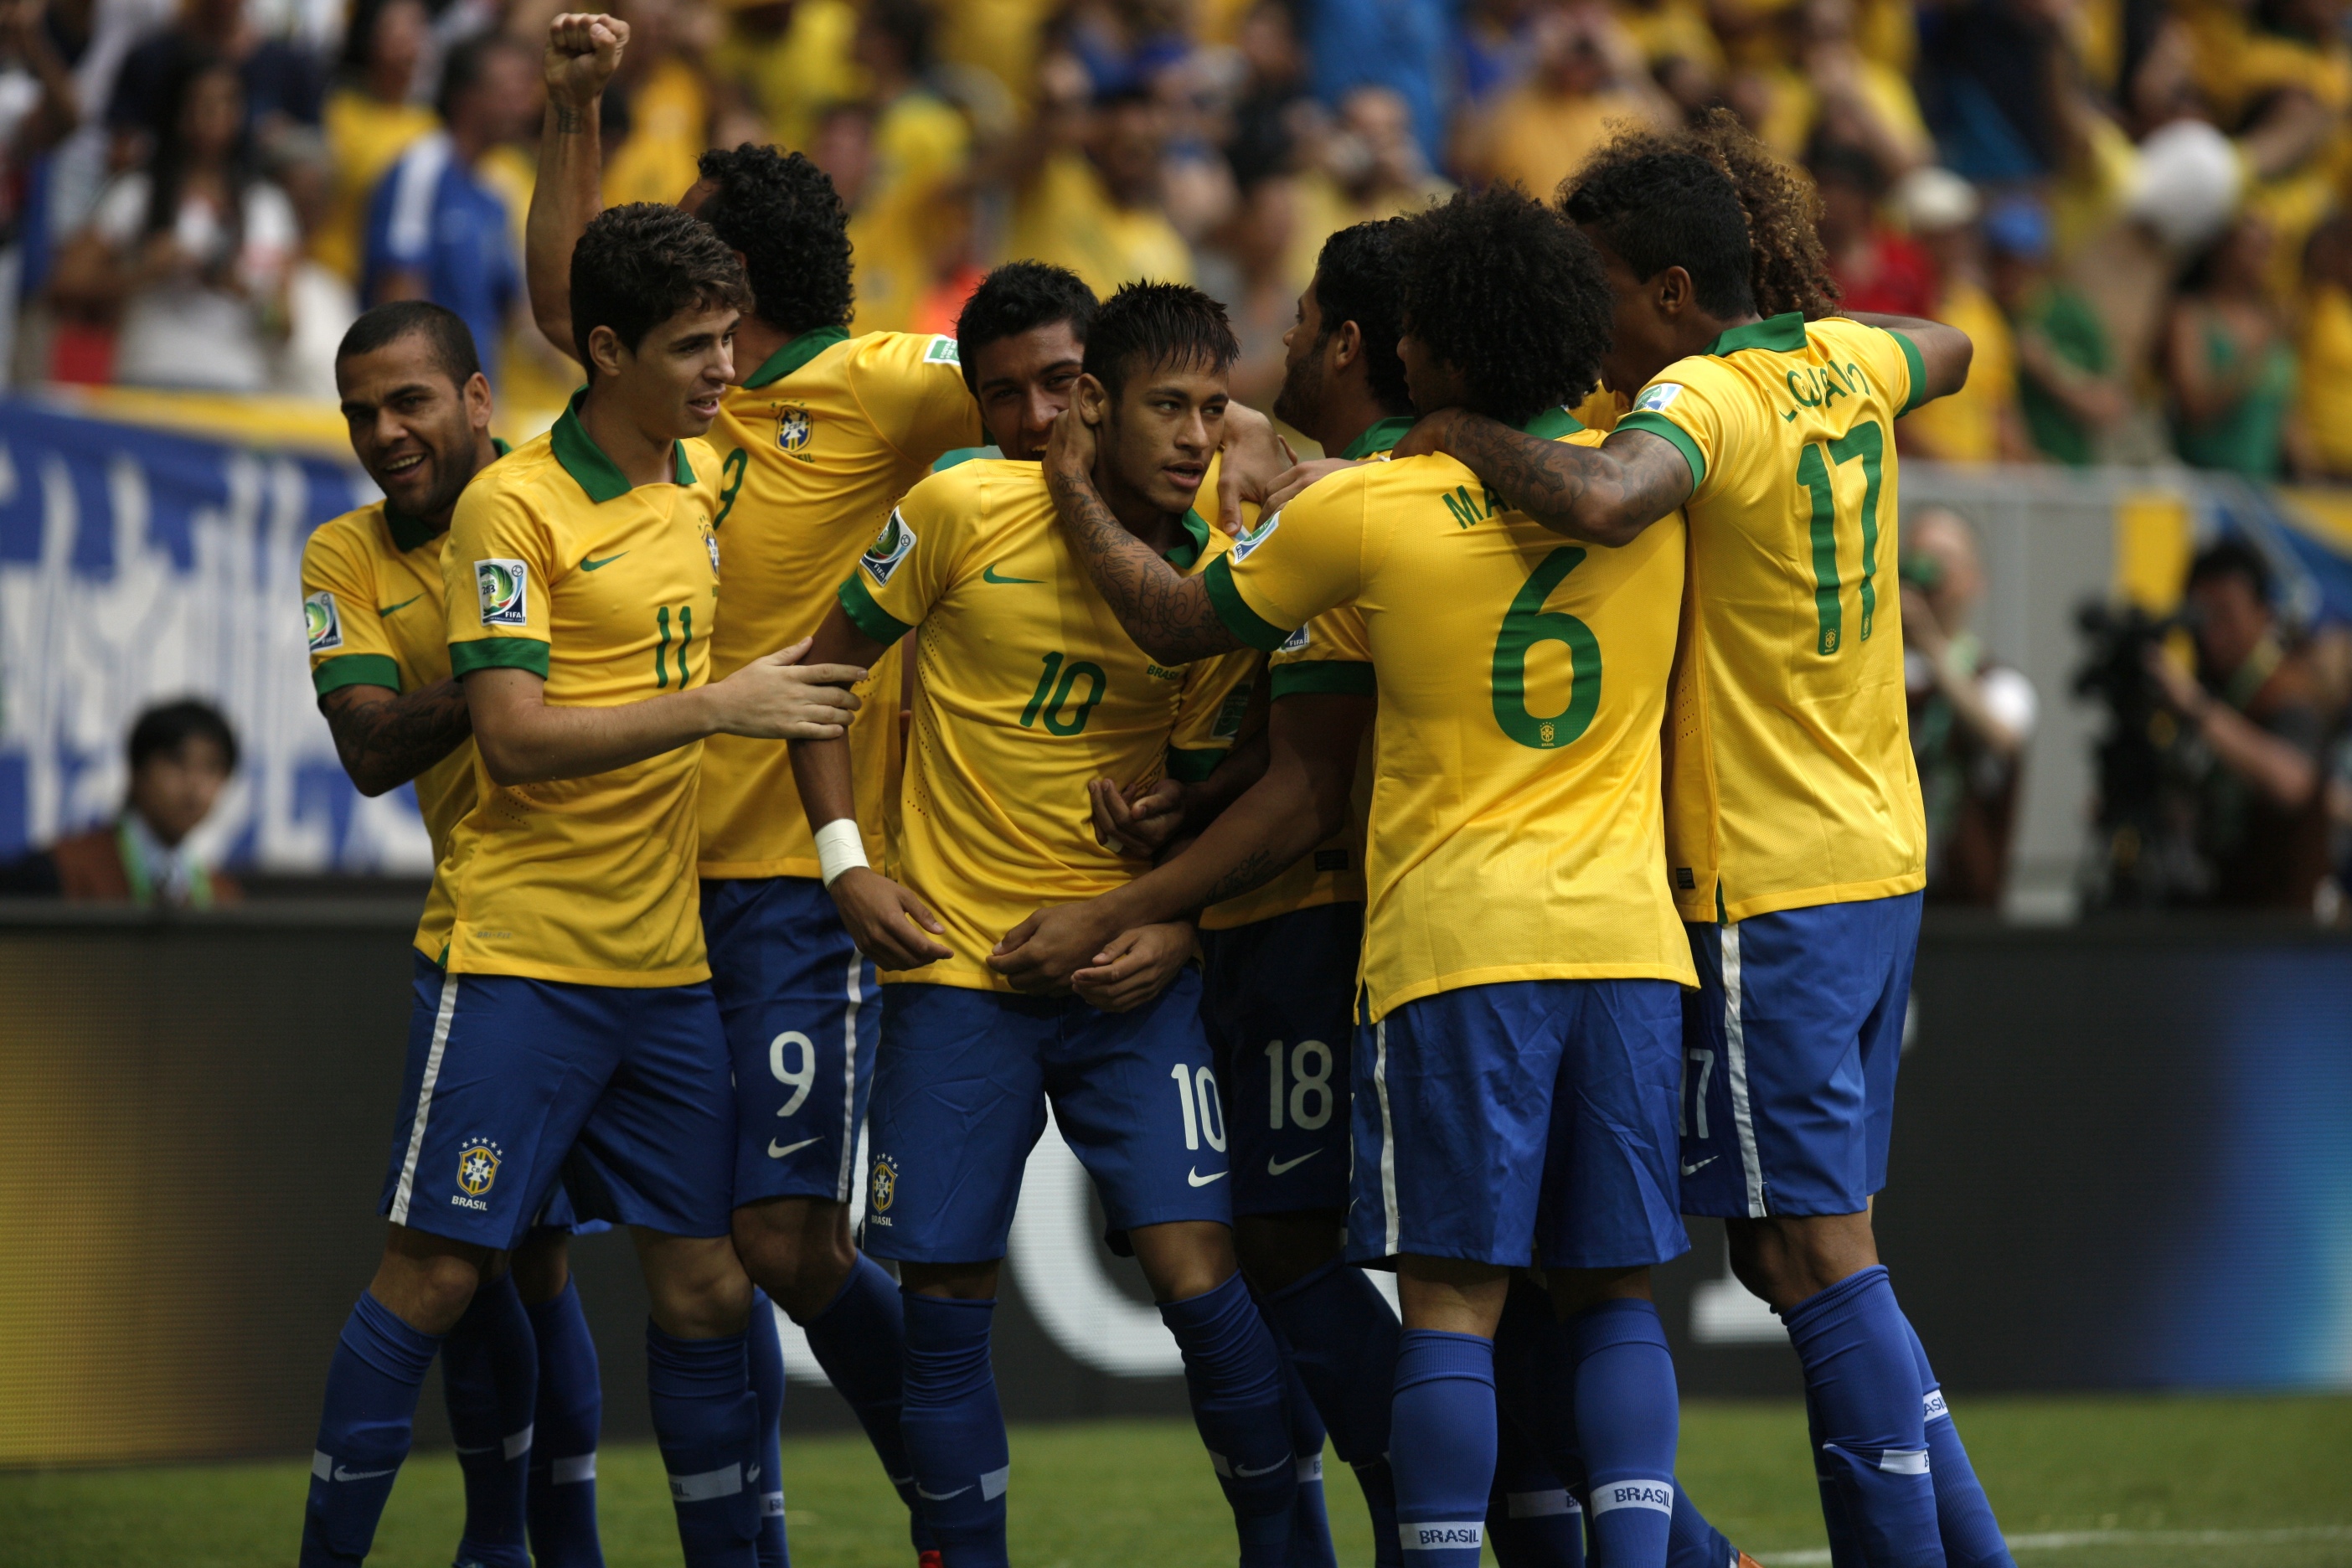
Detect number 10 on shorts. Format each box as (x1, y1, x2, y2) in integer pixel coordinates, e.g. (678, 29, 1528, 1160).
(1171, 1065, 1226, 1153)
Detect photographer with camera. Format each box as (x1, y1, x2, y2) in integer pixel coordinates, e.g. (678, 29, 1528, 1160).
(1904, 506, 2039, 905)
(2141, 539, 2336, 910)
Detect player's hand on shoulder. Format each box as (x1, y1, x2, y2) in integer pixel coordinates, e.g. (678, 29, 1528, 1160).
(545, 13, 628, 106)
(1071, 921, 1196, 1013)
(707, 637, 865, 740)
(1387, 405, 1467, 461)
(989, 896, 1127, 992)
(1215, 403, 1297, 533)
(1091, 776, 1184, 859)
(828, 867, 953, 969)
(1261, 457, 1364, 517)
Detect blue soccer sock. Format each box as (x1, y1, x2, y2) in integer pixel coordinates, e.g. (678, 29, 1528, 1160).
(1264, 1258, 1403, 1565)
(441, 1272, 537, 1568)
(745, 1291, 790, 1568)
(1902, 1319, 2014, 1568)
(799, 1252, 935, 1555)
(1390, 1328, 1497, 1568)
(1781, 1266, 1942, 1568)
(1488, 1410, 1584, 1568)
(645, 1321, 762, 1568)
(1568, 1300, 1679, 1568)
(900, 1291, 1010, 1568)
(1161, 1271, 1298, 1568)
(1276, 1342, 1338, 1568)
(300, 1292, 442, 1566)
(524, 1277, 606, 1568)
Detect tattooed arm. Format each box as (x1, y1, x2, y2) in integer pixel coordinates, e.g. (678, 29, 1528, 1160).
(319, 681, 475, 797)
(525, 12, 629, 364)
(1390, 415, 1694, 547)
(1044, 407, 1250, 665)
(990, 689, 1371, 990)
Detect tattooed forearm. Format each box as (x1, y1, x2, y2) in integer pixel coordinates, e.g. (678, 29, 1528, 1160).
(1199, 849, 1278, 907)
(1045, 467, 1247, 664)
(1439, 417, 1690, 548)
(322, 680, 474, 797)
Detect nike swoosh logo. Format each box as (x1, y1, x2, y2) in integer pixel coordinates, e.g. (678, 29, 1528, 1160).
(1233, 1458, 1289, 1478)
(451, 1442, 499, 1457)
(1187, 1167, 1227, 1187)
(1266, 1150, 1321, 1176)
(982, 564, 1041, 584)
(769, 1136, 820, 1158)
(376, 594, 422, 616)
(1681, 1155, 1719, 1176)
(333, 1465, 398, 1482)
(916, 1484, 972, 1501)
(580, 552, 630, 571)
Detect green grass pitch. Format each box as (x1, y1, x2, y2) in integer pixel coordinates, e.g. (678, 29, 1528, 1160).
(3, 1396, 2347, 1566)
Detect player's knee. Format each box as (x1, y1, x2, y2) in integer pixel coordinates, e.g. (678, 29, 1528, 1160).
(731, 1199, 856, 1319)
(509, 1230, 571, 1307)
(638, 1232, 756, 1338)
(369, 1235, 485, 1333)
(1132, 1220, 1239, 1303)
(1233, 1211, 1343, 1293)
(901, 1258, 1002, 1300)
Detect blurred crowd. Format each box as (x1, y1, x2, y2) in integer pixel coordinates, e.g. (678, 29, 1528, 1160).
(4, 0, 2352, 475)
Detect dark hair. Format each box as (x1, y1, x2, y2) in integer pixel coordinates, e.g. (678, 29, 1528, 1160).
(436, 34, 525, 125)
(2187, 538, 2275, 605)
(569, 203, 751, 366)
(128, 699, 238, 775)
(336, 300, 482, 386)
(144, 52, 250, 241)
(1807, 141, 1885, 200)
(1311, 219, 1412, 415)
(1081, 281, 1240, 401)
(1395, 185, 1610, 426)
(953, 261, 1099, 392)
(863, 0, 935, 75)
(694, 143, 855, 337)
(1563, 108, 1839, 321)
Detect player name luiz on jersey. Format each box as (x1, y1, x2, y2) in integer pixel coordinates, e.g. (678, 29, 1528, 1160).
(697, 328, 982, 880)
(1203, 409, 1697, 1020)
(415, 394, 725, 986)
(835, 459, 1254, 991)
(1615, 312, 1929, 924)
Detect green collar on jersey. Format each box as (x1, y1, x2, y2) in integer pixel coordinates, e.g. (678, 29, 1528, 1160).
(384, 437, 512, 552)
(1518, 405, 1585, 438)
(553, 388, 696, 503)
(1166, 508, 1213, 570)
(1702, 312, 1808, 358)
(744, 325, 853, 389)
(1342, 416, 1417, 459)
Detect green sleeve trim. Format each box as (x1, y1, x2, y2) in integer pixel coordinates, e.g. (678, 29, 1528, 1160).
(312, 653, 402, 697)
(451, 638, 550, 678)
(1165, 745, 1226, 783)
(837, 573, 915, 645)
(1617, 410, 1706, 493)
(1890, 330, 1929, 415)
(1271, 660, 1376, 699)
(1202, 555, 1294, 652)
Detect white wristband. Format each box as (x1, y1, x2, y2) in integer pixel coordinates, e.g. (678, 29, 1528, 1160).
(813, 818, 869, 887)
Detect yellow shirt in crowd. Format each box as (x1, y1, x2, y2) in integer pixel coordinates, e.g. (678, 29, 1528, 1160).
(417, 395, 725, 986)
(834, 462, 1253, 991)
(2300, 282, 2352, 475)
(603, 56, 710, 210)
(1201, 409, 1696, 1019)
(697, 327, 983, 881)
(1008, 152, 1194, 298)
(848, 92, 974, 333)
(1464, 85, 1658, 204)
(315, 89, 440, 281)
(1616, 312, 1927, 923)
(1901, 281, 2014, 463)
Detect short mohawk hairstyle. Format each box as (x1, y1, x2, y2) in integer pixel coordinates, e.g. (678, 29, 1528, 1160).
(1395, 185, 1610, 427)
(1562, 108, 1839, 322)
(694, 143, 855, 337)
(569, 203, 751, 368)
(1081, 281, 1240, 401)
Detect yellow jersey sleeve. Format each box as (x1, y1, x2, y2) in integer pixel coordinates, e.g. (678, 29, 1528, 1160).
(1166, 646, 1258, 783)
(835, 467, 977, 645)
(845, 331, 986, 465)
(1200, 473, 1372, 652)
(302, 517, 399, 695)
(1267, 603, 1375, 698)
(445, 482, 559, 679)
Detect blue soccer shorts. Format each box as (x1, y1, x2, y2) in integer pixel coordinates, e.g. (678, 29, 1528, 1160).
(1678, 890, 1923, 1219)
(861, 970, 1231, 1264)
(702, 875, 879, 1208)
(1348, 978, 1689, 1271)
(377, 954, 736, 1251)
(1200, 902, 1361, 1219)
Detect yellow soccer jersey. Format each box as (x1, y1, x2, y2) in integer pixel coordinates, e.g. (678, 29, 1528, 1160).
(698, 328, 984, 881)
(834, 460, 1256, 991)
(1614, 312, 1929, 924)
(1196, 414, 1414, 932)
(1203, 410, 1697, 1020)
(416, 394, 725, 987)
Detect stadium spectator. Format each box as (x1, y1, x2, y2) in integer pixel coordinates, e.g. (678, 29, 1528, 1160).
(1198, 167, 1299, 409)
(1813, 142, 1936, 319)
(103, 0, 322, 159)
(1895, 165, 2031, 462)
(1008, 79, 1191, 294)
(842, 0, 971, 333)
(359, 34, 534, 389)
(1304, 0, 1449, 168)
(311, 0, 434, 285)
(1295, 85, 1451, 244)
(0, 0, 88, 379)
(2143, 539, 2337, 910)
(1990, 194, 2125, 467)
(1903, 507, 2038, 906)
(595, 0, 714, 208)
(1454, 3, 1670, 197)
(51, 49, 298, 389)
(2294, 214, 2352, 482)
(0, 699, 240, 905)
(1755, 0, 1931, 182)
(2166, 214, 2298, 479)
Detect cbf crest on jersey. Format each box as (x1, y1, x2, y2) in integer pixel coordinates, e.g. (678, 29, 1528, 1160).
(861, 511, 916, 587)
(777, 407, 812, 453)
(305, 590, 343, 652)
(476, 559, 529, 625)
